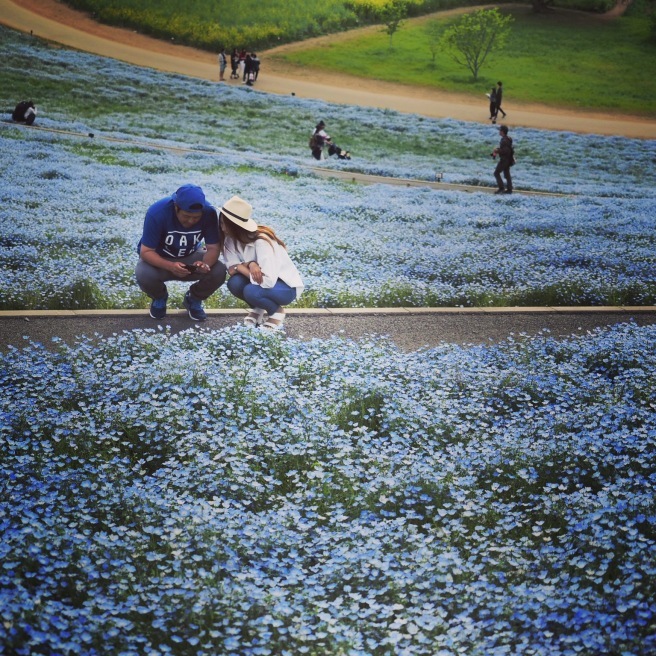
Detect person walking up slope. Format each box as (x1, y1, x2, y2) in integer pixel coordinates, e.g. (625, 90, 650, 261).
(492, 125, 514, 194)
(494, 81, 507, 121)
(487, 86, 498, 122)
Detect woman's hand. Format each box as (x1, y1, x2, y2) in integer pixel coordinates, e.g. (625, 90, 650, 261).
(248, 261, 263, 284)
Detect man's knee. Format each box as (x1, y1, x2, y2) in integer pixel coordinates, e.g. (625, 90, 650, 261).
(209, 261, 227, 287)
(135, 260, 160, 288)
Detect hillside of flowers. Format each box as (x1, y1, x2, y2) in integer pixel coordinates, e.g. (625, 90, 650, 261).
(1, 322, 655, 655)
(2, 24, 656, 656)
(2, 26, 656, 311)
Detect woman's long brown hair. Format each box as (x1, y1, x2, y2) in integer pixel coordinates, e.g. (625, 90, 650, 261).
(221, 216, 286, 250)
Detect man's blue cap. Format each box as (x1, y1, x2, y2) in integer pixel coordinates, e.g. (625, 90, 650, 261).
(174, 184, 206, 211)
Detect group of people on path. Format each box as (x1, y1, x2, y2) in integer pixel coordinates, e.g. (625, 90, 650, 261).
(218, 48, 260, 85)
(487, 81, 507, 124)
(136, 185, 303, 330)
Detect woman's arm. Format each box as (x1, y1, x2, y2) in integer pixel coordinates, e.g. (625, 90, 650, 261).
(253, 239, 280, 288)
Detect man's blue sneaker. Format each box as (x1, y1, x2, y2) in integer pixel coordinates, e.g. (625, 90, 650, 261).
(183, 291, 207, 321)
(149, 294, 168, 319)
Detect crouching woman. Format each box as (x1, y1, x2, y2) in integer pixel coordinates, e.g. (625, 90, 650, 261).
(220, 195, 303, 330)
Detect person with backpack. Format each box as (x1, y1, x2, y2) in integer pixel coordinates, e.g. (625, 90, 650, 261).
(492, 124, 514, 195)
(309, 120, 351, 161)
(309, 120, 330, 160)
(12, 100, 37, 125)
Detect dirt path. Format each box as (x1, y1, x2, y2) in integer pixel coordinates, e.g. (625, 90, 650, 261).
(2, 0, 655, 138)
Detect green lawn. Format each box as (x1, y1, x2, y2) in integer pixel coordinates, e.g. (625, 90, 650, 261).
(271, 6, 656, 116)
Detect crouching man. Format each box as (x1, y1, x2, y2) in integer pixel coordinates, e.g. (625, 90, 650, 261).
(136, 184, 226, 321)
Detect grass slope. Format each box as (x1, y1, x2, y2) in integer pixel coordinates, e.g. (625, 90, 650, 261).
(274, 6, 656, 116)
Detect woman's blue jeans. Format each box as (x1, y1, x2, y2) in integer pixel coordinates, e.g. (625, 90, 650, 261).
(227, 274, 296, 315)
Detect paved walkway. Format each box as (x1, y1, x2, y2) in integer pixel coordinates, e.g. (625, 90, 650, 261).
(2, 308, 655, 353)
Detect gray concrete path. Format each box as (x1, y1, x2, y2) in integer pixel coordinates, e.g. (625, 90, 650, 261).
(2, 308, 655, 353)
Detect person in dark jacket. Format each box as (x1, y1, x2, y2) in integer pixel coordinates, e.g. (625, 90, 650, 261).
(494, 81, 507, 121)
(492, 124, 514, 194)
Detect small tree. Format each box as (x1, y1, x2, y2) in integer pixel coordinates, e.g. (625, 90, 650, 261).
(380, 0, 408, 49)
(425, 20, 442, 67)
(440, 8, 514, 80)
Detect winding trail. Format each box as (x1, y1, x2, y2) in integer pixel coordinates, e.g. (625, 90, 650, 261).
(2, 0, 655, 139)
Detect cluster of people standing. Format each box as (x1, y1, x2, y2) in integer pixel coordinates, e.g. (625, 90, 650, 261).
(136, 185, 303, 330)
(218, 48, 260, 85)
(487, 81, 507, 124)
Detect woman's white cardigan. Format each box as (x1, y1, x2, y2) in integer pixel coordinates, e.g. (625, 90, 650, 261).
(222, 236, 304, 295)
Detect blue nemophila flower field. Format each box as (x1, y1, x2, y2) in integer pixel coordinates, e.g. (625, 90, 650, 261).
(1, 26, 656, 310)
(1, 322, 655, 655)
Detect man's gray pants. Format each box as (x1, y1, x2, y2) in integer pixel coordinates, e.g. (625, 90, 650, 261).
(136, 253, 227, 301)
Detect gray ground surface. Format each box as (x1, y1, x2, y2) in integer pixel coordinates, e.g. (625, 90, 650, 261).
(2, 309, 655, 354)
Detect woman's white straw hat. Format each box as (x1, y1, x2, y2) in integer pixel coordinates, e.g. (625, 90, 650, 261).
(221, 195, 258, 232)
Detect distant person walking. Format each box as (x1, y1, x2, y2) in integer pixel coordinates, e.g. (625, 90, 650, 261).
(494, 81, 507, 121)
(487, 86, 497, 122)
(218, 48, 227, 81)
(492, 125, 514, 195)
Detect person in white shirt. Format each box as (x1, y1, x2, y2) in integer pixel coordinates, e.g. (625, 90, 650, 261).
(220, 196, 304, 330)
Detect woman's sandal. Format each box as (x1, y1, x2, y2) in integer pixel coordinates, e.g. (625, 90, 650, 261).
(262, 311, 285, 330)
(244, 308, 266, 327)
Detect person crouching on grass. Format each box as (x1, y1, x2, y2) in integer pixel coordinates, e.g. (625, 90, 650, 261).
(220, 196, 304, 330)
